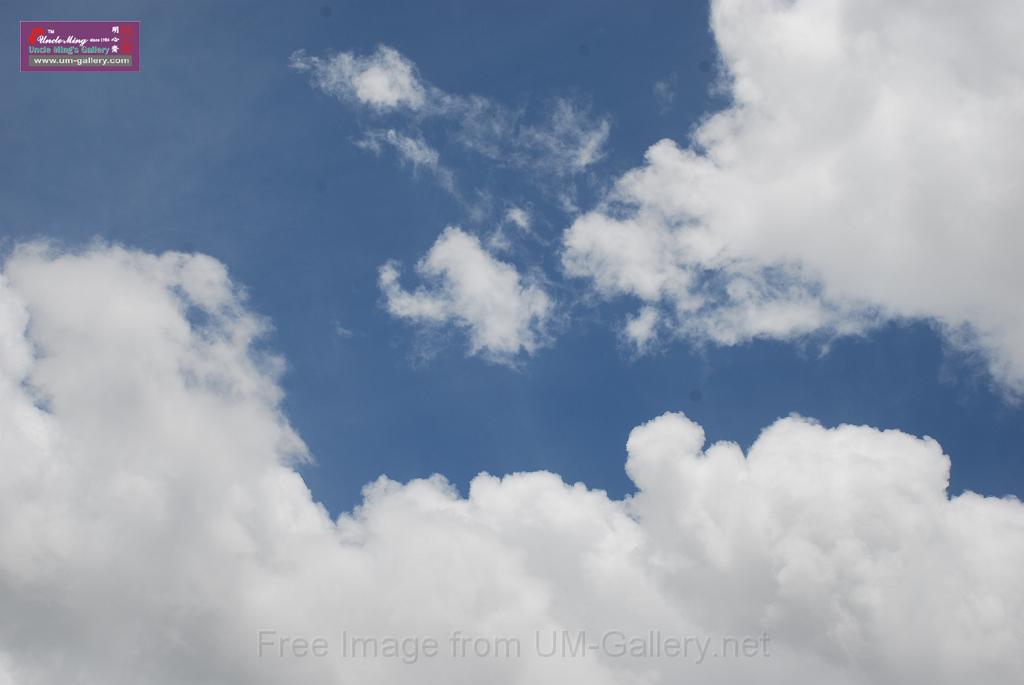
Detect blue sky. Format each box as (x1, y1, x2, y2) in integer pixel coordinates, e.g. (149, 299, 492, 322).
(4, 0, 1023, 520)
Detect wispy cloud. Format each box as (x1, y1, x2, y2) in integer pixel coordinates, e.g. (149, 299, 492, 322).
(356, 129, 457, 195)
(652, 75, 676, 113)
(292, 45, 610, 359)
(289, 46, 426, 111)
(291, 45, 611, 190)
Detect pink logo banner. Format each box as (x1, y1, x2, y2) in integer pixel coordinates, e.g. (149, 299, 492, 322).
(21, 21, 140, 72)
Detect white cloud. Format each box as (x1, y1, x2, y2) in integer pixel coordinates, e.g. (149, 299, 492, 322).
(505, 207, 531, 233)
(520, 98, 611, 175)
(357, 129, 457, 194)
(289, 45, 426, 110)
(292, 45, 610, 181)
(625, 306, 660, 350)
(379, 227, 552, 361)
(290, 47, 610, 362)
(562, 0, 1024, 393)
(487, 207, 535, 253)
(2, 244, 1022, 683)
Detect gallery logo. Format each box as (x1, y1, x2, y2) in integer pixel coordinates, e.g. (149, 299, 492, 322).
(20, 21, 141, 72)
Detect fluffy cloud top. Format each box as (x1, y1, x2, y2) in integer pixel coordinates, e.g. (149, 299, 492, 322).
(562, 0, 1024, 394)
(1, 245, 1023, 684)
(379, 227, 552, 361)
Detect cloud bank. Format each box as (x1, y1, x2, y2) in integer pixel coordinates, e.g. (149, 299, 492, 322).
(562, 0, 1024, 394)
(1, 245, 1022, 684)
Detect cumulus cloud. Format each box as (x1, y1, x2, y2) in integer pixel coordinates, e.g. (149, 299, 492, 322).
(379, 227, 552, 361)
(562, 0, 1024, 394)
(1, 244, 1022, 684)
